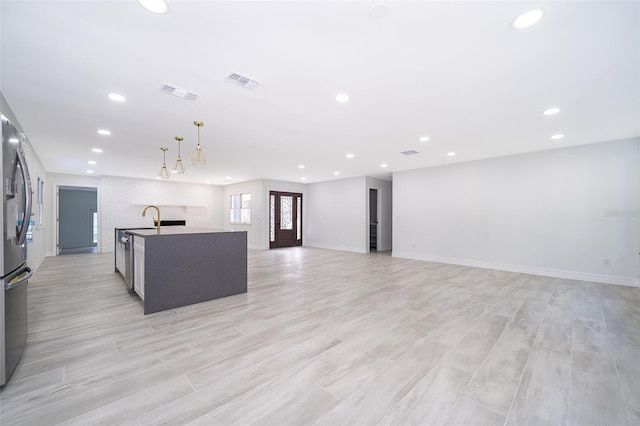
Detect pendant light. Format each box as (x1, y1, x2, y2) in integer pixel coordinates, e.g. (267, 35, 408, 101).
(173, 136, 186, 174)
(191, 120, 206, 165)
(158, 147, 170, 179)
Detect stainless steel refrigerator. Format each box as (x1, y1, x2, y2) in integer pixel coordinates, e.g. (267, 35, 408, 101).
(0, 109, 33, 386)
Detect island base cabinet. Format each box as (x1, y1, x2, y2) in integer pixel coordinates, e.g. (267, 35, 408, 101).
(123, 227, 247, 315)
(133, 236, 145, 300)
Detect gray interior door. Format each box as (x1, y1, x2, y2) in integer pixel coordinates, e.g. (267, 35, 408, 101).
(58, 187, 97, 250)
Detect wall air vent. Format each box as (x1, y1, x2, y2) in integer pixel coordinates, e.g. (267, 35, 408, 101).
(400, 150, 420, 155)
(159, 83, 200, 101)
(225, 72, 261, 90)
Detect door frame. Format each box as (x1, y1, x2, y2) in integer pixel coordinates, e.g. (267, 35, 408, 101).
(89, 208, 98, 247)
(54, 184, 99, 255)
(269, 191, 303, 249)
(367, 186, 381, 253)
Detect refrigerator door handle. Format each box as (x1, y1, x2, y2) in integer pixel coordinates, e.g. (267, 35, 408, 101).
(16, 148, 33, 245)
(5, 267, 33, 291)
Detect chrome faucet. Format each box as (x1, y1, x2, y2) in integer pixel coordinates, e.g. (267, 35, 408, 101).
(142, 205, 161, 232)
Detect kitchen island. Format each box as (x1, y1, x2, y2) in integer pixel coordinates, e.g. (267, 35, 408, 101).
(124, 227, 247, 314)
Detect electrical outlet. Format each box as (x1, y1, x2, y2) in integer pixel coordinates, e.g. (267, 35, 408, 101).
(603, 258, 612, 267)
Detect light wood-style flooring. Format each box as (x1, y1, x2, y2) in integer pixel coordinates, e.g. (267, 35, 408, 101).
(1, 248, 639, 425)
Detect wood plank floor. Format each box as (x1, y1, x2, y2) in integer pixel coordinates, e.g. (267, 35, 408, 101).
(1, 247, 639, 425)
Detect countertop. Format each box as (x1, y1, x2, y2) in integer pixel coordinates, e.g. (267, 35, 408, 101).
(125, 226, 245, 237)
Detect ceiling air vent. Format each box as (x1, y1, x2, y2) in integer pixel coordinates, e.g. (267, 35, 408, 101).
(159, 83, 200, 101)
(225, 72, 261, 90)
(400, 150, 420, 155)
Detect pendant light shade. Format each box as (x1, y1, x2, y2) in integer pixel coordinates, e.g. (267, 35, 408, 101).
(173, 136, 186, 174)
(191, 121, 206, 165)
(158, 147, 170, 179)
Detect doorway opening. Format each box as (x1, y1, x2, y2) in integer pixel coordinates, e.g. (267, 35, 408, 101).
(57, 186, 98, 255)
(369, 188, 379, 252)
(269, 191, 302, 249)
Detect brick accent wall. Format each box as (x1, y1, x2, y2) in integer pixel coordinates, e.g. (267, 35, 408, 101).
(100, 176, 224, 252)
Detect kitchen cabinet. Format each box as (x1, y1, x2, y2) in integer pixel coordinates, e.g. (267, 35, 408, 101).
(133, 236, 145, 300)
(123, 227, 247, 314)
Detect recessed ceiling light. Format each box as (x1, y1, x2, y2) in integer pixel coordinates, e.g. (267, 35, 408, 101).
(301, 177, 307, 181)
(550, 134, 564, 140)
(92, 148, 103, 153)
(86, 170, 94, 174)
(108, 93, 126, 102)
(298, 164, 305, 169)
(381, 163, 388, 168)
(97, 129, 111, 136)
(447, 152, 456, 156)
(225, 176, 231, 180)
(419, 136, 430, 143)
(346, 153, 354, 159)
(138, 0, 168, 14)
(335, 94, 350, 103)
(543, 108, 560, 116)
(334, 171, 340, 176)
(512, 8, 544, 29)
(88, 161, 97, 165)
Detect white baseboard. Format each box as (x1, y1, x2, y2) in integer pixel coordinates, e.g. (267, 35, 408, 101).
(29, 255, 45, 273)
(305, 242, 367, 254)
(392, 252, 639, 287)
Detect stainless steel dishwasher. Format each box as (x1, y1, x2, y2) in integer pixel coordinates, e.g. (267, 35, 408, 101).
(115, 229, 133, 290)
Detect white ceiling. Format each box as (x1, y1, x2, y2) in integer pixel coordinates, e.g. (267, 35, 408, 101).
(1, 1, 638, 185)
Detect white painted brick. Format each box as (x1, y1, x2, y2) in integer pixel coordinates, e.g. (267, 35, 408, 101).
(100, 176, 224, 252)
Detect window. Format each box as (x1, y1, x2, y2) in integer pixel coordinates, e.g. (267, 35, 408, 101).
(297, 196, 302, 240)
(269, 194, 275, 242)
(230, 193, 251, 224)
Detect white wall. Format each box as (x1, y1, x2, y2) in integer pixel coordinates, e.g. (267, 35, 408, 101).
(306, 176, 368, 253)
(99, 176, 224, 253)
(223, 179, 307, 250)
(366, 176, 393, 252)
(21, 126, 48, 270)
(45, 174, 224, 255)
(223, 180, 265, 250)
(46, 174, 305, 255)
(393, 138, 640, 286)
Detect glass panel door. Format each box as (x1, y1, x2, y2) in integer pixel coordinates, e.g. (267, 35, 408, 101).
(280, 196, 293, 230)
(269, 191, 302, 249)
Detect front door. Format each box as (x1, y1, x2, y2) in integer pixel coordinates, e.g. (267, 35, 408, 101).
(269, 191, 302, 249)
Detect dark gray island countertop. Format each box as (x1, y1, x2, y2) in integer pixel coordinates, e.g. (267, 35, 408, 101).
(123, 226, 248, 314)
(125, 226, 244, 237)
